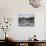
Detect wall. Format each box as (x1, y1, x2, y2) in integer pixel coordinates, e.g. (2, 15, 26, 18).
(44, 15, 46, 40)
(0, 0, 46, 40)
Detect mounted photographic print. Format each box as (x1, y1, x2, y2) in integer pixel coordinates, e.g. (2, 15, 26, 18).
(18, 14, 35, 27)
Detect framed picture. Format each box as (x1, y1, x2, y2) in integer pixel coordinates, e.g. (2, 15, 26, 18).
(18, 14, 35, 27)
